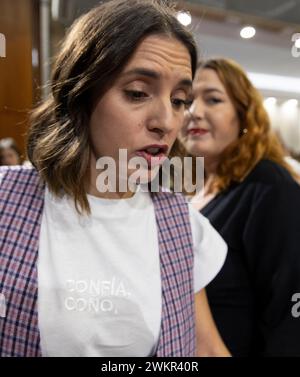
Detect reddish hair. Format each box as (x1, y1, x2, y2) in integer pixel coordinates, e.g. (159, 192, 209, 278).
(195, 58, 299, 192)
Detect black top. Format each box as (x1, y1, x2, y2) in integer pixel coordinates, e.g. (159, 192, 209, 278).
(201, 159, 300, 356)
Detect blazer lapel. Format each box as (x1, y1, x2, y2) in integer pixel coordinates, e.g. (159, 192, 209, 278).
(0, 167, 44, 356)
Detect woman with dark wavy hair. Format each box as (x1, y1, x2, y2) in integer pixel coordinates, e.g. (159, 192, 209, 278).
(181, 57, 300, 356)
(0, 0, 229, 357)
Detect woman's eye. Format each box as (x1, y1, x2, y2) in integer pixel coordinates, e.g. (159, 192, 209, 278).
(206, 97, 222, 105)
(172, 98, 193, 109)
(124, 90, 148, 101)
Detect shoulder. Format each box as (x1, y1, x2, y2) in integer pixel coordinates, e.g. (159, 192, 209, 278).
(0, 165, 38, 176)
(245, 159, 295, 186)
(212, 159, 300, 224)
(151, 190, 189, 209)
(151, 190, 192, 232)
(0, 165, 40, 188)
(242, 160, 300, 218)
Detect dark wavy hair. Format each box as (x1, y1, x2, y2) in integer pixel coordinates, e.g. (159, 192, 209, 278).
(27, 0, 197, 214)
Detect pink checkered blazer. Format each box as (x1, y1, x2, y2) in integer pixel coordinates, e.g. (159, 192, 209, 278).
(0, 166, 196, 357)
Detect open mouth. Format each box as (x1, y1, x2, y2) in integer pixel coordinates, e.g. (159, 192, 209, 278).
(143, 146, 167, 155)
(135, 145, 168, 168)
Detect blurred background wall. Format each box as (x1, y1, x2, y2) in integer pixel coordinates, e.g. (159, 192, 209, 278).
(1, 0, 300, 159)
(0, 0, 40, 160)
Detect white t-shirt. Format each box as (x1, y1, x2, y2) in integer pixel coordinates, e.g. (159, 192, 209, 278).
(38, 186, 227, 357)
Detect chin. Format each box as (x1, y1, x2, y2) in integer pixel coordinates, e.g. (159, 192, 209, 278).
(128, 166, 160, 188)
(186, 145, 205, 158)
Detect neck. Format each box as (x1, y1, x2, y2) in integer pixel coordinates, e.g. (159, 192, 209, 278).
(87, 184, 135, 199)
(204, 157, 218, 177)
(204, 158, 218, 187)
(204, 157, 219, 193)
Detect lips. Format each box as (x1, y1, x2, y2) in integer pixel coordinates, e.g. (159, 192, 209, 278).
(135, 144, 168, 168)
(187, 128, 209, 136)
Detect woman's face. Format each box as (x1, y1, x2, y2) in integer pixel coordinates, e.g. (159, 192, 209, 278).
(89, 34, 192, 184)
(0, 147, 20, 166)
(181, 68, 240, 163)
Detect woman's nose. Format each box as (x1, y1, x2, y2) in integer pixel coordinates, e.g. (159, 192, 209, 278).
(189, 99, 205, 121)
(147, 99, 175, 136)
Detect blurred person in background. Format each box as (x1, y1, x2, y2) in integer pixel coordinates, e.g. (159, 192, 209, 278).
(0, 137, 21, 166)
(180, 58, 300, 356)
(274, 130, 300, 177)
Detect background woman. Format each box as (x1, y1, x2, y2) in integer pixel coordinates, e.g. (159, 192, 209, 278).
(181, 58, 300, 356)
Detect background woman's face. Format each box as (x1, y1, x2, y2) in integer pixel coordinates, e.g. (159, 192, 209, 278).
(89, 34, 192, 182)
(181, 68, 240, 162)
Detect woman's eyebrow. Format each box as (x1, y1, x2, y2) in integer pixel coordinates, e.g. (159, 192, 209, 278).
(177, 78, 193, 89)
(202, 88, 224, 94)
(122, 68, 160, 79)
(121, 67, 192, 88)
